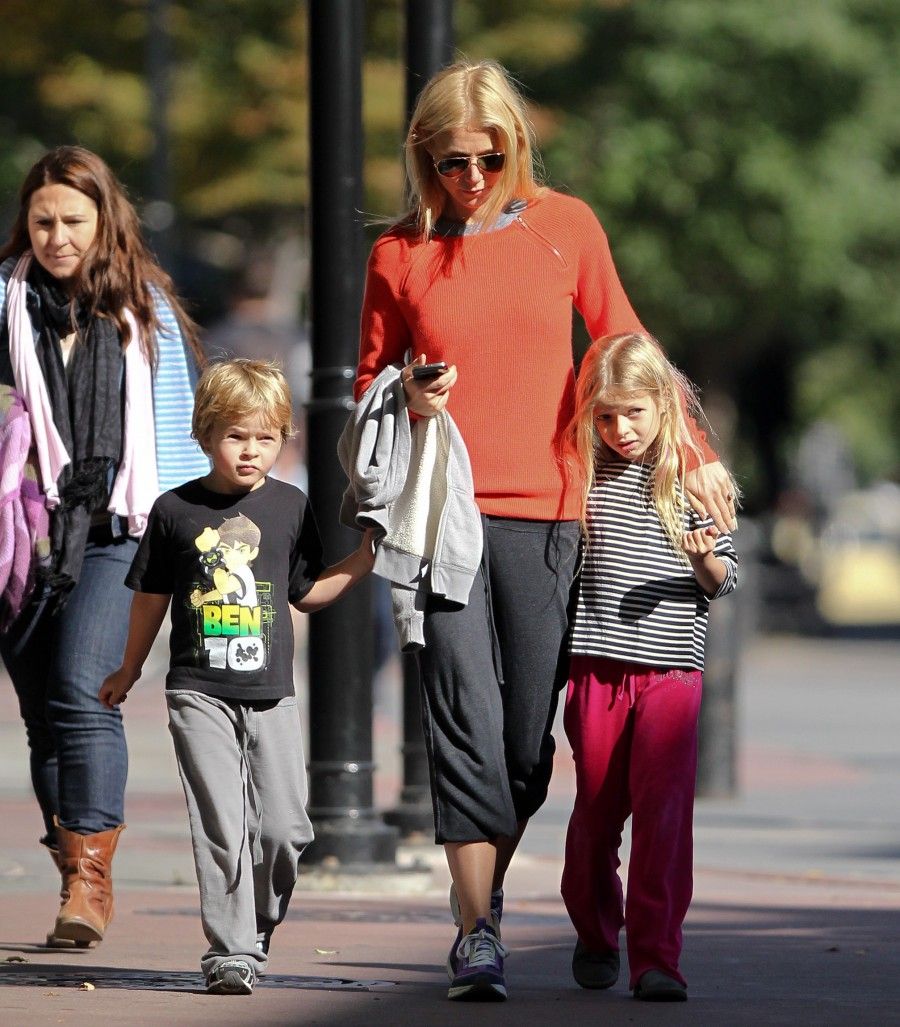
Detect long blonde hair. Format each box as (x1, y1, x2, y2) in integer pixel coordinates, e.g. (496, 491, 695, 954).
(405, 59, 546, 237)
(567, 332, 732, 552)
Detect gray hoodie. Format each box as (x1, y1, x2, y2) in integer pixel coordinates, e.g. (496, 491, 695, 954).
(338, 364, 483, 650)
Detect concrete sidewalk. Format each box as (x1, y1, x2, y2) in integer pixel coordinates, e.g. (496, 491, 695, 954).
(2, 633, 900, 1025)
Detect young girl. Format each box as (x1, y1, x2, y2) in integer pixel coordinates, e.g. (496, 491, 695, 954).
(560, 332, 738, 1003)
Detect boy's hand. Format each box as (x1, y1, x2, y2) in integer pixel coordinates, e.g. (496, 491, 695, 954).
(99, 668, 140, 709)
(683, 525, 719, 558)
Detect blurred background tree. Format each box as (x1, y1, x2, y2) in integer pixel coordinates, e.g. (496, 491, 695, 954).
(1, 0, 897, 510)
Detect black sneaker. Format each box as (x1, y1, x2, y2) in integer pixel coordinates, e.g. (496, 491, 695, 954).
(447, 918, 508, 1002)
(633, 969, 687, 1002)
(206, 958, 255, 995)
(572, 938, 620, 989)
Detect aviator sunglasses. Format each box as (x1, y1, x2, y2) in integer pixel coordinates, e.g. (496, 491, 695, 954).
(432, 152, 506, 179)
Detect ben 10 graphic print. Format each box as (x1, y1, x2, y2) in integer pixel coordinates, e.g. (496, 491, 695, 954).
(188, 513, 273, 673)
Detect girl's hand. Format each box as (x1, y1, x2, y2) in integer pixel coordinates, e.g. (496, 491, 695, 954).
(684, 461, 737, 534)
(683, 525, 719, 557)
(683, 525, 729, 594)
(401, 354, 457, 417)
(99, 668, 139, 709)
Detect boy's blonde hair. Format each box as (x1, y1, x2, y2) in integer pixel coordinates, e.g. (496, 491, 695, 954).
(405, 59, 546, 237)
(567, 332, 737, 552)
(192, 358, 295, 448)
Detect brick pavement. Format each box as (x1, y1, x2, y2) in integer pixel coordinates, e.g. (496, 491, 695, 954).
(2, 634, 900, 1025)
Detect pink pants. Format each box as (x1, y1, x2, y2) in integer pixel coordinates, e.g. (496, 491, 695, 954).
(560, 655, 702, 987)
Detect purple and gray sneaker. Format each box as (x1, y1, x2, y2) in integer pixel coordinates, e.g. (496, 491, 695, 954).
(447, 917, 509, 1001)
(446, 885, 504, 979)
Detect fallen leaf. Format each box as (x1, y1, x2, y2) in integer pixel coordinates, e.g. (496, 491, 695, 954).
(315, 948, 338, 955)
(4, 956, 28, 963)
(79, 982, 95, 991)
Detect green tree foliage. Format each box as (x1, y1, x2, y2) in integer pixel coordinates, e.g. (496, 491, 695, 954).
(0, 1, 895, 496)
(0, 0, 309, 226)
(492, 0, 900, 496)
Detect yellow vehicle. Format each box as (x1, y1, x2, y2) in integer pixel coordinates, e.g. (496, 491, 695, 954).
(815, 484, 900, 627)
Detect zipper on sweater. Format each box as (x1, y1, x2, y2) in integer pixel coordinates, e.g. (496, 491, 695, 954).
(514, 215, 568, 268)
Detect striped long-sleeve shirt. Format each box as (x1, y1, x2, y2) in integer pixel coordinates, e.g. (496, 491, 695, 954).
(569, 460, 737, 671)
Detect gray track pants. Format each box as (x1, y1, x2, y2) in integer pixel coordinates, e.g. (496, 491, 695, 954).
(167, 690, 314, 978)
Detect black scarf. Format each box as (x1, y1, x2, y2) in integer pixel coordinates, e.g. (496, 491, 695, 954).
(26, 263, 124, 597)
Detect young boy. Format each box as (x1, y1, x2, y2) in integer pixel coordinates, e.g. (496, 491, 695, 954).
(99, 359, 374, 995)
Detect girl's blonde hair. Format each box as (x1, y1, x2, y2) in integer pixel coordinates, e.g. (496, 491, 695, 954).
(192, 358, 295, 448)
(405, 59, 546, 237)
(567, 332, 735, 552)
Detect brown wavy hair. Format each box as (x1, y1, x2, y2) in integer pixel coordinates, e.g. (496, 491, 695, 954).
(0, 145, 203, 366)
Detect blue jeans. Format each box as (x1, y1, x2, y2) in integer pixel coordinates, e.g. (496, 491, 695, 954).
(0, 528, 137, 842)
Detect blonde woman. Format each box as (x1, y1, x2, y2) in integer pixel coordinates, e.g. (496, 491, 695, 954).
(562, 332, 738, 1002)
(356, 60, 735, 1001)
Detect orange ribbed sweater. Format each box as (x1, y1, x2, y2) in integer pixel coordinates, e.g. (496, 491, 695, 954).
(357, 191, 712, 521)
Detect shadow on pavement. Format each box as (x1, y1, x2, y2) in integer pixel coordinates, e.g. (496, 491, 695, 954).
(0, 963, 396, 993)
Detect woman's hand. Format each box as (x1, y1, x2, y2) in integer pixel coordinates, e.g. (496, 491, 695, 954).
(401, 354, 457, 417)
(684, 461, 737, 534)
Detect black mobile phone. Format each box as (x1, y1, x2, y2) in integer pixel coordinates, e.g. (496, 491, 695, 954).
(411, 361, 448, 380)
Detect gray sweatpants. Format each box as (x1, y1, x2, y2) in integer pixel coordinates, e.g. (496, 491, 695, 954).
(166, 690, 314, 979)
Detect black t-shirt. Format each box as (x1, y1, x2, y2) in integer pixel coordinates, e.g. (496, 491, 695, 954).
(126, 477, 325, 700)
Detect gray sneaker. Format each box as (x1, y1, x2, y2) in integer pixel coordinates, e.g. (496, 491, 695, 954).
(255, 931, 272, 977)
(448, 918, 509, 1002)
(206, 958, 255, 995)
(446, 884, 504, 979)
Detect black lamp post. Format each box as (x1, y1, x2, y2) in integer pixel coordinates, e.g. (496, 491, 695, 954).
(305, 0, 397, 866)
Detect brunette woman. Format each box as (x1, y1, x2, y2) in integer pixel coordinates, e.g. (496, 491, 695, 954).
(0, 145, 208, 947)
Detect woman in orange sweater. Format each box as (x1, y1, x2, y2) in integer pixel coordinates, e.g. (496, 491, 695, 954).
(356, 59, 735, 1003)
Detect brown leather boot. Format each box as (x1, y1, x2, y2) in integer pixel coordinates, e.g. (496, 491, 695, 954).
(53, 822, 125, 945)
(44, 842, 76, 948)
